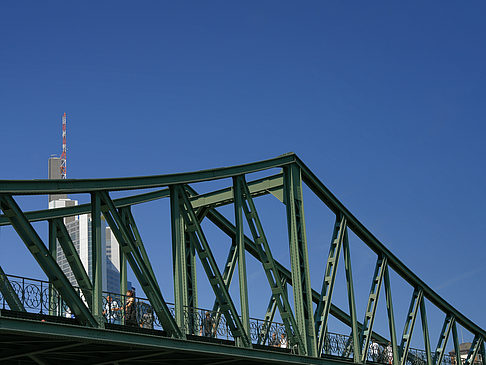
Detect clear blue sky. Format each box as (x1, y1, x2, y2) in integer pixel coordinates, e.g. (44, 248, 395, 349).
(1, 1, 484, 349)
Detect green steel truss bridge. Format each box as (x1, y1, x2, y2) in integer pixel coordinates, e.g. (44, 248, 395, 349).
(0, 153, 484, 364)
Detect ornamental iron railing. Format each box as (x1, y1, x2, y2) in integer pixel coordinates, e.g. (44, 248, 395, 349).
(0, 273, 463, 364)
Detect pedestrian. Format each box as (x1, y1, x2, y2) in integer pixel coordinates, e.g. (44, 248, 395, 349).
(200, 311, 214, 337)
(279, 333, 288, 348)
(102, 295, 120, 324)
(124, 290, 137, 326)
(268, 332, 279, 347)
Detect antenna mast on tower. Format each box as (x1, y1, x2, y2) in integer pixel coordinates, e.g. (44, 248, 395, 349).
(60, 113, 67, 179)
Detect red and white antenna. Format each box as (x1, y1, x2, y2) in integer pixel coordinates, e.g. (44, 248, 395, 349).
(60, 113, 67, 179)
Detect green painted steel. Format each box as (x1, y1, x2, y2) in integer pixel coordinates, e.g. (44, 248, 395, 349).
(452, 322, 462, 365)
(342, 229, 360, 362)
(98, 191, 182, 337)
(90, 193, 103, 326)
(0, 265, 25, 312)
(257, 277, 285, 345)
(48, 220, 57, 316)
(0, 153, 484, 363)
(296, 157, 485, 341)
(465, 335, 483, 365)
(384, 265, 398, 365)
(233, 176, 251, 347)
(170, 186, 188, 330)
(284, 164, 317, 357)
(433, 315, 454, 365)
(237, 176, 305, 353)
(359, 256, 387, 363)
(0, 154, 296, 194)
(0, 194, 97, 326)
(174, 184, 251, 347)
(315, 214, 347, 356)
(419, 296, 433, 365)
(399, 288, 423, 365)
(51, 218, 93, 306)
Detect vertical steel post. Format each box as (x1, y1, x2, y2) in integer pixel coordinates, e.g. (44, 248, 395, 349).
(419, 297, 433, 365)
(360, 255, 388, 363)
(384, 265, 399, 365)
(233, 176, 250, 347)
(91, 192, 103, 327)
(315, 214, 347, 356)
(284, 164, 317, 357)
(399, 287, 423, 365)
(170, 186, 188, 331)
(342, 230, 360, 361)
(48, 219, 57, 316)
(433, 315, 454, 365)
(452, 322, 462, 365)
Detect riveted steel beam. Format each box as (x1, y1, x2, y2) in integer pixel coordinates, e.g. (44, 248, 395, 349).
(233, 176, 250, 347)
(452, 322, 462, 365)
(170, 186, 187, 330)
(50, 218, 93, 306)
(399, 287, 423, 365)
(315, 214, 347, 356)
(236, 175, 304, 353)
(360, 255, 388, 363)
(90, 193, 103, 325)
(284, 164, 317, 357)
(433, 314, 454, 365)
(296, 157, 486, 340)
(464, 335, 483, 365)
(98, 191, 181, 338)
(173, 185, 251, 347)
(0, 265, 25, 312)
(257, 276, 287, 346)
(384, 265, 398, 365)
(0, 154, 296, 194)
(0, 194, 97, 327)
(419, 298, 433, 365)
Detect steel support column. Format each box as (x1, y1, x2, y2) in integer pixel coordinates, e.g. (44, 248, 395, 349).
(384, 265, 398, 365)
(233, 176, 250, 347)
(464, 335, 483, 365)
(284, 164, 317, 357)
(48, 220, 57, 316)
(341, 229, 361, 362)
(399, 287, 423, 365)
(236, 175, 304, 353)
(419, 297, 433, 365)
(0, 265, 25, 312)
(360, 255, 388, 363)
(90, 192, 103, 326)
(174, 185, 251, 347)
(433, 315, 454, 365)
(452, 322, 462, 365)
(170, 186, 188, 330)
(0, 194, 97, 326)
(98, 191, 182, 338)
(315, 214, 347, 356)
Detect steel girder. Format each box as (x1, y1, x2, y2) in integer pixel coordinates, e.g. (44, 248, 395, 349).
(0, 153, 484, 363)
(360, 255, 387, 363)
(284, 164, 317, 357)
(315, 214, 347, 356)
(399, 287, 423, 365)
(98, 191, 181, 337)
(233, 176, 251, 347)
(172, 184, 251, 347)
(235, 175, 304, 353)
(0, 265, 25, 312)
(0, 194, 98, 327)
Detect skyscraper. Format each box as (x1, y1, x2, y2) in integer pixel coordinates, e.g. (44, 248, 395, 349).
(48, 156, 122, 294)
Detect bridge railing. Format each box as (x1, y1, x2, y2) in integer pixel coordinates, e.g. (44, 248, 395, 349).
(0, 273, 458, 364)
